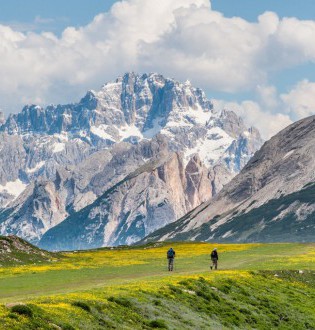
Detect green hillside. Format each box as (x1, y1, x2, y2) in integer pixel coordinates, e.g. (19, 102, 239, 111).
(0, 235, 60, 266)
(0, 241, 314, 329)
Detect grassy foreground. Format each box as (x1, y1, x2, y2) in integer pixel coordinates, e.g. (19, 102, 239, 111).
(0, 242, 314, 329)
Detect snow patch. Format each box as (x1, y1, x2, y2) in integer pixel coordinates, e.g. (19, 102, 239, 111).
(119, 125, 143, 141)
(90, 125, 115, 141)
(52, 142, 65, 153)
(164, 104, 212, 129)
(283, 150, 295, 160)
(101, 82, 121, 90)
(0, 179, 27, 199)
(26, 161, 45, 173)
(103, 219, 118, 245)
(189, 104, 212, 125)
(143, 117, 163, 139)
(125, 235, 141, 245)
(159, 232, 172, 241)
(62, 113, 72, 119)
(53, 132, 68, 142)
(222, 230, 234, 238)
(184, 127, 234, 167)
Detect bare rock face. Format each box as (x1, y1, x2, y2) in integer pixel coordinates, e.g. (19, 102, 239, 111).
(39, 150, 214, 250)
(0, 134, 26, 185)
(0, 180, 67, 243)
(143, 115, 315, 244)
(0, 73, 263, 248)
(185, 155, 213, 208)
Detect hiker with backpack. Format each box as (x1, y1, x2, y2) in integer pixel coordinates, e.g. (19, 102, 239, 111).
(210, 248, 218, 270)
(167, 247, 175, 271)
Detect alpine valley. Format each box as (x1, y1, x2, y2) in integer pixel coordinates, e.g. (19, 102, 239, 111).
(0, 73, 263, 250)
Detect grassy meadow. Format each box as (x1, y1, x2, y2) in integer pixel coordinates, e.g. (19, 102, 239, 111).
(0, 242, 314, 329)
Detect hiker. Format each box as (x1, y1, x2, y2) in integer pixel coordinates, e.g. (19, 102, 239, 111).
(167, 247, 175, 271)
(210, 248, 218, 270)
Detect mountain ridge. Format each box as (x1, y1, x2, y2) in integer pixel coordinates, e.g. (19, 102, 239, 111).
(141, 115, 315, 244)
(0, 72, 263, 248)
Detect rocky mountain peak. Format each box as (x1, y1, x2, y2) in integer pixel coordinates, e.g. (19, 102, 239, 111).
(210, 109, 248, 138)
(79, 90, 98, 110)
(0, 73, 263, 248)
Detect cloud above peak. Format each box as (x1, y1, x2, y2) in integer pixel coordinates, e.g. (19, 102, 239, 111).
(0, 0, 314, 138)
(281, 80, 315, 120)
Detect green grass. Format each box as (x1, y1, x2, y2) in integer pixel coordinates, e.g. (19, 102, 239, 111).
(0, 242, 314, 329)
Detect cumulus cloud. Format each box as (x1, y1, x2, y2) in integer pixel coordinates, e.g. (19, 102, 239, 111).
(256, 85, 280, 111)
(0, 0, 314, 138)
(214, 79, 315, 138)
(280, 80, 315, 120)
(212, 99, 292, 139)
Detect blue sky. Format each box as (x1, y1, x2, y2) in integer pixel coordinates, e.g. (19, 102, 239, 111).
(1, 0, 314, 95)
(212, 0, 315, 21)
(0, 0, 115, 33)
(0, 0, 314, 137)
(2, 0, 315, 32)
(212, 0, 315, 104)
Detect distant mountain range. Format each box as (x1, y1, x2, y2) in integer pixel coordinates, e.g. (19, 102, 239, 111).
(142, 115, 315, 244)
(0, 73, 262, 250)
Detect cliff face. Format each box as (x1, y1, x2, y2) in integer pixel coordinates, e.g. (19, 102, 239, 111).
(0, 180, 68, 243)
(39, 149, 214, 250)
(142, 115, 315, 244)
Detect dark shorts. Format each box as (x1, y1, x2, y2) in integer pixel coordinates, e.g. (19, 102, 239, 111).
(211, 258, 218, 264)
(168, 258, 174, 269)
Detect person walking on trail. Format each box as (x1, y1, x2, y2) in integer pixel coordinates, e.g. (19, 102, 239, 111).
(167, 247, 175, 271)
(210, 248, 218, 270)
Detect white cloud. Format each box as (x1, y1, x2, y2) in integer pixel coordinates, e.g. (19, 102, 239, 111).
(256, 85, 280, 111)
(0, 0, 314, 138)
(213, 79, 315, 139)
(280, 80, 315, 120)
(34, 16, 55, 25)
(212, 99, 292, 139)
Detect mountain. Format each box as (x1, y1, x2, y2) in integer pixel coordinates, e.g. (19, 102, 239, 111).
(0, 73, 263, 248)
(142, 115, 315, 243)
(39, 144, 214, 250)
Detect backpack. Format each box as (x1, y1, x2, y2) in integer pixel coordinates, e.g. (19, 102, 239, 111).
(211, 250, 217, 258)
(167, 248, 174, 258)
